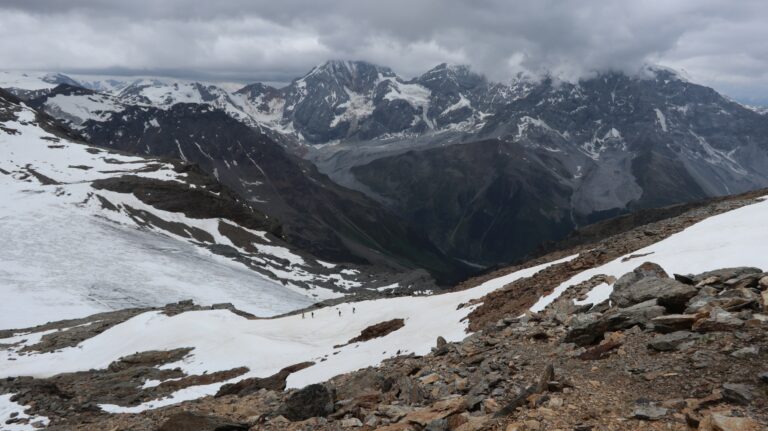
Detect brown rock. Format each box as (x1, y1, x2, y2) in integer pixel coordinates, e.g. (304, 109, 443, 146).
(651, 314, 698, 333)
(692, 308, 745, 332)
(577, 332, 624, 360)
(759, 275, 768, 290)
(348, 319, 405, 344)
(157, 412, 248, 431)
(698, 412, 763, 430)
(419, 373, 441, 385)
(215, 362, 313, 396)
(401, 396, 466, 426)
(482, 398, 500, 413)
(453, 414, 491, 431)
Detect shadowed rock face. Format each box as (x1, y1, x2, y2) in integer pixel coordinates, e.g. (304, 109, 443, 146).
(352, 139, 575, 266)
(348, 71, 768, 267)
(280, 384, 336, 421)
(91, 173, 281, 235)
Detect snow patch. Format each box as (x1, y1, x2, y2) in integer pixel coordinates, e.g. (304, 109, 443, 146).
(530, 197, 768, 312)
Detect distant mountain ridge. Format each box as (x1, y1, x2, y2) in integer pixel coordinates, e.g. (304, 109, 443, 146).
(4, 61, 768, 269)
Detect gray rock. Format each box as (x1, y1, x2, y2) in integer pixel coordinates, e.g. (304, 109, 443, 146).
(632, 402, 668, 420)
(690, 350, 712, 369)
(611, 277, 697, 310)
(692, 267, 763, 286)
(613, 263, 669, 294)
(281, 384, 335, 421)
(436, 336, 447, 348)
(563, 313, 606, 346)
(425, 418, 449, 431)
(721, 383, 754, 405)
(377, 405, 412, 421)
(648, 331, 698, 351)
(606, 299, 666, 329)
(685, 292, 718, 314)
(565, 300, 665, 346)
(396, 376, 426, 404)
(692, 307, 744, 332)
(340, 417, 363, 428)
(730, 346, 759, 358)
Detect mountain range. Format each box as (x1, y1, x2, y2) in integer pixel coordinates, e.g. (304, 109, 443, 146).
(2, 62, 768, 429)
(3, 61, 768, 275)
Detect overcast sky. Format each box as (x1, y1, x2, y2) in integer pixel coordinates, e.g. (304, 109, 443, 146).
(2, 0, 768, 103)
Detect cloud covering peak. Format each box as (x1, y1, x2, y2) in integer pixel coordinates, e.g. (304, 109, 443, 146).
(1, 0, 767, 102)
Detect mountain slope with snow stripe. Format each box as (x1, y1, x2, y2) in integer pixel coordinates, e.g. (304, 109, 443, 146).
(530, 196, 768, 312)
(0, 92, 374, 328)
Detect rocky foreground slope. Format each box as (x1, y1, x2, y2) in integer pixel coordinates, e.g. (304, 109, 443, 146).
(1, 189, 767, 430)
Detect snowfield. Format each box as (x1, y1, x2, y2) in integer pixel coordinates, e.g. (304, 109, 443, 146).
(0, 101, 357, 329)
(0, 255, 576, 413)
(531, 196, 768, 312)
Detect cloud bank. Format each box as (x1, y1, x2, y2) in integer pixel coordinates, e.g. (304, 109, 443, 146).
(1, 0, 767, 102)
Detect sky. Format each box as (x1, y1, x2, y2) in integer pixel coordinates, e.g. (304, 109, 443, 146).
(1, 0, 768, 104)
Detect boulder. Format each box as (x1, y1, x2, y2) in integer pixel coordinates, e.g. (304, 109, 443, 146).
(611, 277, 697, 311)
(721, 383, 754, 405)
(632, 402, 668, 420)
(692, 308, 744, 332)
(564, 313, 608, 346)
(719, 287, 759, 300)
(614, 263, 669, 292)
(730, 346, 759, 358)
(281, 384, 335, 421)
(603, 299, 666, 330)
(565, 300, 665, 346)
(759, 275, 768, 290)
(723, 274, 764, 290)
(685, 286, 719, 313)
(650, 314, 697, 333)
(691, 267, 763, 286)
(157, 412, 248, 431)
(648, 331, 698, 351)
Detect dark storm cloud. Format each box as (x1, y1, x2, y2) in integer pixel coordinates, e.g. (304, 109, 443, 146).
(2, 0, 767, 100)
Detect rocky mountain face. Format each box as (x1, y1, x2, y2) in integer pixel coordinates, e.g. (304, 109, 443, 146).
(348, 70, 768, 266)
(26, 88, 464, 284)
(6, 63, 768, 272)
(234, 61, 527, 144)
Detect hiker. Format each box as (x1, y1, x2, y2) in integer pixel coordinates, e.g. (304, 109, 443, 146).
(338, 309, 341, 317)
(311, 312, 314, 318)
(302, 312, 305, 319)
(353, 307, 356, 314)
